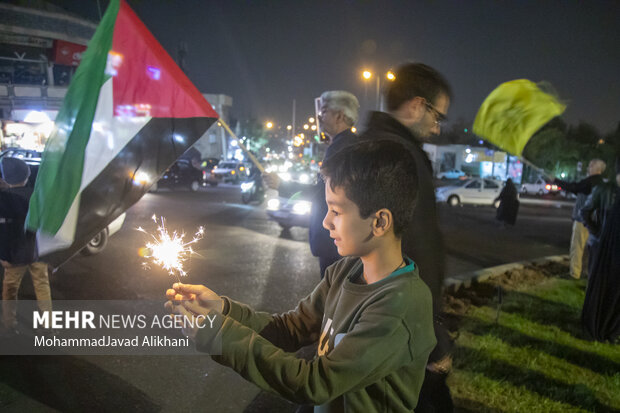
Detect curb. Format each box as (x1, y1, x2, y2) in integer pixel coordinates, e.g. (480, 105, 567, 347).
(519, 198, 575, 208)
(444, 254, 569, 294)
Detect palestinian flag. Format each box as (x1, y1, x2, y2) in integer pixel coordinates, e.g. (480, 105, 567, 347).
(26, 0, 218, 266)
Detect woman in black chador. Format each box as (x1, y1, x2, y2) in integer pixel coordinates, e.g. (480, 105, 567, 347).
(579, 158, 620, 343)
(496, 178, 519, 228)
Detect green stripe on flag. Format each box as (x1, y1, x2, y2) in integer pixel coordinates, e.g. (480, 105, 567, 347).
(26, 0, 120, 234)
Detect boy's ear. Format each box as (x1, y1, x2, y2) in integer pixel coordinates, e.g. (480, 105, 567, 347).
(373, 209, 394, 237)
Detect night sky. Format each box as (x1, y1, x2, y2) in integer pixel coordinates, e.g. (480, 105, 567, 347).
(34, 1, 620, 133)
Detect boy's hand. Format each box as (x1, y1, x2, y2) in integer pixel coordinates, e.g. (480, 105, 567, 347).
(165, 283, 223, 312)
(165, 283, 224, 340)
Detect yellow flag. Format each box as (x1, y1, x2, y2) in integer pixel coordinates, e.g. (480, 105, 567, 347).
(473, 79, 566, 156)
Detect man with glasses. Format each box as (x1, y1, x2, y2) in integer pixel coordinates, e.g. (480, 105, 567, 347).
(360, 62, 453, 412)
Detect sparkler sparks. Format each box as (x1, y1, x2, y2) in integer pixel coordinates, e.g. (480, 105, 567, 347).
(137, 215, 204, 281)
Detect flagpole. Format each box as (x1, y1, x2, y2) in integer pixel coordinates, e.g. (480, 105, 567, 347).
(519, 156, 554, 181)
(218, 119, 265, 174)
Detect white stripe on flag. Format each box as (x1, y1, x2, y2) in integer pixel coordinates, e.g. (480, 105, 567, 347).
(38, 78, 150, 255)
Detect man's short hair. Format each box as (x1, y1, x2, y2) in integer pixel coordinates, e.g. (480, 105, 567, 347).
(386, 63, 452, 112)
(320, 90, 360, 126)
(320, 140, 418, 237)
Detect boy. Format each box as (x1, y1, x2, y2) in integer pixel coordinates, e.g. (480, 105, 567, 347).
(167, 140, 436, 412)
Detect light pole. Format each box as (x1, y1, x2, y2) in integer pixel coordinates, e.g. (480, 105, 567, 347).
(361, 69, 395, 111)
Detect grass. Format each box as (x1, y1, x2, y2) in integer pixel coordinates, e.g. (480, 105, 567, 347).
(446, 266, 620, 413)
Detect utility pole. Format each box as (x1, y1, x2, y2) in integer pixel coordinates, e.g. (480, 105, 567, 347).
(291, 99, 296, 140)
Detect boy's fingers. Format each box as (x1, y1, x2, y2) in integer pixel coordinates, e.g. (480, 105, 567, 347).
(174, 283, 207, 296)
(182, 299, 213, 316)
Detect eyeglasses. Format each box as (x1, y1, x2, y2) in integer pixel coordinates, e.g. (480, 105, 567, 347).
(424, 101, 447, 126)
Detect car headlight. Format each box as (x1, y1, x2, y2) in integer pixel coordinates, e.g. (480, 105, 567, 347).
(279, 172, 291, 182)
(241, 181, 254, 191)
(292, 200, 312, 215)
(267, 198, 280, 211)
(299, 173, 310, 184)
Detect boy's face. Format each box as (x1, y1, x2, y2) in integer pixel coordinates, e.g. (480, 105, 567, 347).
(323, 180, 376, 257)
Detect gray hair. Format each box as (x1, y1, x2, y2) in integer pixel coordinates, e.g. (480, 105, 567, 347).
(320, 90, 360, 126)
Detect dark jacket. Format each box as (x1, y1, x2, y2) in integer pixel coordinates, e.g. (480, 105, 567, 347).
(555, 174, 604, 222)
(0, 186, 38, 265)
(279, 129, 357, 262)
(360, 112, 445, 314)
(580, 181, 618, 240)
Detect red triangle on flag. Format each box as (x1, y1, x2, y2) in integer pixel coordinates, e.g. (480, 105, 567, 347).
(111, 0, 219, 119)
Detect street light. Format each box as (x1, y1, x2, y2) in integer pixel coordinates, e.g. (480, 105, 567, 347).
(361, 69, 396, 110)
(266, 121, 273, 129)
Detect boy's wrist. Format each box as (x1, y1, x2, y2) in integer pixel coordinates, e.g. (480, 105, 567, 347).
(221, 297, 230, 315)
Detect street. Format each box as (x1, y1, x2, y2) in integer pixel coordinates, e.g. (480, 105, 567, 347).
(3, 184, 574, 412)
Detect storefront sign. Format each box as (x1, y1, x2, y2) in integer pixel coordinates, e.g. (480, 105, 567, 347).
(0, 33, 53, 48)
(53, 40, 87, 66)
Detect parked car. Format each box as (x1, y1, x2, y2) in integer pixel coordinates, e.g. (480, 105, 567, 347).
(266, 192, 313, 229)
(206, 161, 250, 186)
(437, 169, 466, 180)
(0, 150, 125, 256)
(520, 177, 561, 195)
(435, 178, 504, 208)
(151, 159, 203, 192)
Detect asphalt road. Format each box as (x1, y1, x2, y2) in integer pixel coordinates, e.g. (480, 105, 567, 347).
(2, 184, 574, 412)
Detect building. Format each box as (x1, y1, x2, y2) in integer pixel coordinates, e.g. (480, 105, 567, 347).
(0, 2, 231, 161)
(423, 143, 523, 183)
(0, 2, 96, 150)
(193, 93, 232, 160)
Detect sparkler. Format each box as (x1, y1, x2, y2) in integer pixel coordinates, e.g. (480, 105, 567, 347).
(137, 214, 204, 282)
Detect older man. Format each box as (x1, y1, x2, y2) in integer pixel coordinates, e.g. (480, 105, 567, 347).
(265, 91, 359, 277)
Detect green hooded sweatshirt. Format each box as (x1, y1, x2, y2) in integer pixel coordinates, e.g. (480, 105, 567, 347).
(196, 256, 436, 412)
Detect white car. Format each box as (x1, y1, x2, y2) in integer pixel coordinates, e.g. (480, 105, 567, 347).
(435, 178, 503, 207)
(520, 177, 560, 195)
(437, 169, 466, 180)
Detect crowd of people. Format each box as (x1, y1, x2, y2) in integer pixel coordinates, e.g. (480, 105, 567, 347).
(2, 60, 618, 412)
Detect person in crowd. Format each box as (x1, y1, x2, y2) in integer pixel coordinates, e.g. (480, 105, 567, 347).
(495, 178, 520, 228)
(166, 140, 436, 412)
(359, 62, 454, 412)
(554, 159, 606, 279)
(265, 90, 359, 277)
(0, 157, 52, 335)
(579, 157, 620, 343)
